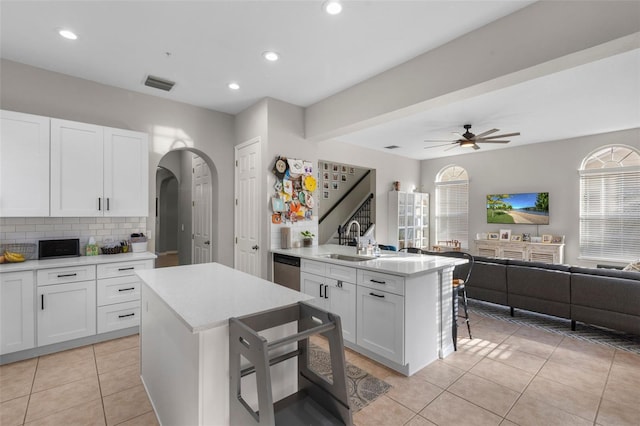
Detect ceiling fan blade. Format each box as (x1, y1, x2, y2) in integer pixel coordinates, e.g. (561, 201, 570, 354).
(444, 144, 460, 151)
(477, 140, 510, 144)
(424, 139, 455, 142)
(424, 143, 453, 149)
(481, 132, 520, 139)
(472, 143, 481, 150)
(473, 128, 499, 139)
(452, 132, 469, 140)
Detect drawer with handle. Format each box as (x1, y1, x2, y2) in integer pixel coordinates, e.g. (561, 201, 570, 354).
(97, 259, 154, 279)
(357, 269, 405, 296)
(97, 276, 141, 306)
(97, 300, 140, 333)
(36, 265, 96, 286)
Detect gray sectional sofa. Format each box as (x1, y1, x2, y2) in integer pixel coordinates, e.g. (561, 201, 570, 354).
(465, 256, 640, 335)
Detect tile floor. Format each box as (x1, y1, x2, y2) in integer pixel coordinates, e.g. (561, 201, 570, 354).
(2, 311, 639, 425)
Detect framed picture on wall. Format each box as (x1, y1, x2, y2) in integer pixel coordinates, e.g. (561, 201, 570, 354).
(332, 173, 339, 181)
(323, 181, 329, 189)
(324, 163, 329, 171)
(332, 164, 339, 172)
(499, 229, 511, 241)
(341, 165, 347, 173)
(323, 172, 329, 181)
(331, 182, 339, 190)
(323, 191, 329, 199)
(511, 234, 522, 242)
(349, 167, 355, 175)
(488, 232, 499, 240)
(341, 174, 347, 182)
(542, 234, 553, 243)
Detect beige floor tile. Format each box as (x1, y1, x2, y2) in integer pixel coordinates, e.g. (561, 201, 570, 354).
(115, 411, 159, 426)
(385, 375, 443, 412)
(612, 349, 640, 370)
(25, 376, 101, 423)
(537, 358, 608, 396)
(0, 395, 28, 426)
(456, 336, 501, 357)
(95, 347, 139, 375)
(404, 414, 437, 426)
(448, 372, 520, 417)
(0, 359, 36, 402)
(469, 358, 534, 393)
(94, 335, 140, 357)
(549, 338, 614, 375)
(474, 317, 521, 335)
(24, 398, 105, 426)
(500, 420, 519, 426)
(99, 363, 142, 397)
(499, 334, 558, 359)
(414, 360, 464, 389)
(103, 384, 152, 426)
(602, 363, 640, 408)
(522, 376, 600, 422)
(419, 391, 502, 426)
(556, 336, 616, 359)
(486, 345, 547, 374)
(32, 357, 97, 393)
(463, 324, 513, 346)
(506, 393, 592, 426)
(596, 396, 640, 426)
(36, 346, 94, 370)
(512, 324, 564, 346)
(441, 348, 484, 371)
(353, 395, 414, 426)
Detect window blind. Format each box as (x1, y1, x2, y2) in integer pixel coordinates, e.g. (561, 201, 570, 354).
(435, 181, 469, 248)
(579, 168, 640, 261)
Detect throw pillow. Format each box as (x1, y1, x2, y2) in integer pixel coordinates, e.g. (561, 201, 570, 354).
(623, 261, 640, 272)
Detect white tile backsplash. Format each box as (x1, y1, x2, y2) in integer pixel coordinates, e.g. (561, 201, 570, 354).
(0, 216, 149, 254)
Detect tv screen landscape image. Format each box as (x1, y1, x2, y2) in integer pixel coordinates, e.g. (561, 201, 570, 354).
(487, 192, 549, 225)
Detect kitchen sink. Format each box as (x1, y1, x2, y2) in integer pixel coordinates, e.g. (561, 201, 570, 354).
(323, 253, 375, 262)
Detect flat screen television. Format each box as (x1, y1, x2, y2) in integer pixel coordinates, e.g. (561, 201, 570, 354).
(487, 192, 549, 225)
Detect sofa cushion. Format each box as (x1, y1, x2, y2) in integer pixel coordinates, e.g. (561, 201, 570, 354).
(508, 259, 571, 272)
(570, 267, 640, 281)
(571, 272, 640, 317)
(466, 259, 508, 305)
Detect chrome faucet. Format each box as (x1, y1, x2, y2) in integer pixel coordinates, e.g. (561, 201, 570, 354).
(346, 220, 364, 254)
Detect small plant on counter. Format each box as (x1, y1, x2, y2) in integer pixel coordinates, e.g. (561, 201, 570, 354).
(301, 230, 315, 247)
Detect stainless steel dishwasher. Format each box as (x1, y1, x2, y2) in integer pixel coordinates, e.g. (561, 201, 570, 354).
(273, 253, 301, 291)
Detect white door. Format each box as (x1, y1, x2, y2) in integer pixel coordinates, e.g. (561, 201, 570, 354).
(192, 155, 212, 264)
(104, 127, 149, 217)
(37, 281, 97, 346)
(234, 138, 261, 276)
(0, 110, 50, 217)
(0, 271, 35, 355)
(327, 280, 356, 344)
(300, 272, 327, 309)
(50, 119, 104, 216)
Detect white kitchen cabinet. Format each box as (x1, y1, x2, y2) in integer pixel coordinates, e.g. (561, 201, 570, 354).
(0, 110, 50, 216)
(97, 300, 140, 334)
(0, 271, 35, 355)
(301, 271, 326, 306)
(50, 118, 148, 217)
(37, 280, 96, 346)
(388, 191, 429, 250)
(356, 285, 404, 365)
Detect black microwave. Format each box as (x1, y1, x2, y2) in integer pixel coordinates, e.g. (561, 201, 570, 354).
(39, 239, 80, 259)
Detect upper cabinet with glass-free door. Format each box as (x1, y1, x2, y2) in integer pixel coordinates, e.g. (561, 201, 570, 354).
(388, 191, 429, 250)
(0, 110, 50, 216)
(50, 119, 148, 217)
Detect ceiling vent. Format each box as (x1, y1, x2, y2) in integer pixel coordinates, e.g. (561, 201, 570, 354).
(144, 75, 175, 92)
(384, 145, 400, 149)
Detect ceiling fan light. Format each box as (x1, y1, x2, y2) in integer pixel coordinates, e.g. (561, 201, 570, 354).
(460, 140, 475, 147)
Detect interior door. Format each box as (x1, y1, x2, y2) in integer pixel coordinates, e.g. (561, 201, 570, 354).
(192, 155, 212, 264)
(234, 138, 261, 276)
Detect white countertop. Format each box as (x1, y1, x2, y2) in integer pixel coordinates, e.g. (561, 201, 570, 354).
(272, 244, 465, 277)
(136, 263, 312, 333)
(0, 251, 157, 273)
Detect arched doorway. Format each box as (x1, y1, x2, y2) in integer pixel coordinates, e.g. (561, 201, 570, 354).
(155, 148, 216, 267)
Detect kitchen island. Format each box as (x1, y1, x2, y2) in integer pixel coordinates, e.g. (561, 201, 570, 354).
(272, 244, 466, 375)
(136, 263, 312, 426)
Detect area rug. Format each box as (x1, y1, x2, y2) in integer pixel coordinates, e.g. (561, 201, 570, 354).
(468, 299, 640, 355)
(307, 344, 391, 412)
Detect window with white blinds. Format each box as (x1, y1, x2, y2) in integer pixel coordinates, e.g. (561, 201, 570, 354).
(435, 166, 469, 248)
(579, 145, 640, 262)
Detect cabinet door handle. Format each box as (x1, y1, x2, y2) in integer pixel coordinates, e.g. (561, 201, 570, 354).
(336, 281, 343, 288)
(118, 313, 135, 318)
(106, 198, 110, 211)
(319, 283, 324, 298)
(370, 279, 386, 284)
(41, 294, 45, 310)
(118, 267, 135, 271)
(369, 292, 385, 298)
(324, 284, 329, 299)
(98, 197, 102, 211)
(57, 273, 77, 278)
(118, 287, 136, 292)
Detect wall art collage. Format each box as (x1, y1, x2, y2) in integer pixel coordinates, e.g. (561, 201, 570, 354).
(270, 156, 317, 224)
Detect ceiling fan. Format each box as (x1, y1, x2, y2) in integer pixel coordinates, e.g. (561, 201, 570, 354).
(424, 124, 520, 151)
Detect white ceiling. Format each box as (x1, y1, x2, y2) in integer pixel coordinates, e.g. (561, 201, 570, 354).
(1, 1, 638, 160)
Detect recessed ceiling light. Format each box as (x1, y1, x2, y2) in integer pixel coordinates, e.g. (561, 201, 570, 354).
(323, 1, 342, 15)
(58, 29, 78, 40)
(228, 82, 240, 90)
(262, 51, 279, 62)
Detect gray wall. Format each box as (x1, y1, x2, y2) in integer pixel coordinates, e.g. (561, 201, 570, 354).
(420, 128, 640, 267)
(0, 59, 235, 266)
(158, 176, 178, 252)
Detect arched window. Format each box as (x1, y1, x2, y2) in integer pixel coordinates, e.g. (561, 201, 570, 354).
(579, 145, 640, 261)
(435, 165, 469, 248)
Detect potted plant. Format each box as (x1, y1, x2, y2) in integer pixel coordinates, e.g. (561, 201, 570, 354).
(301, 230, 315, 247)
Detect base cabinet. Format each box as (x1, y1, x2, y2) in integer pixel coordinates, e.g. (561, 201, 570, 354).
(37, 281, 96, 346)
(0, 271, 35, 355)
(355, 286, 404, 364)
(474, 239, 565, 264)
